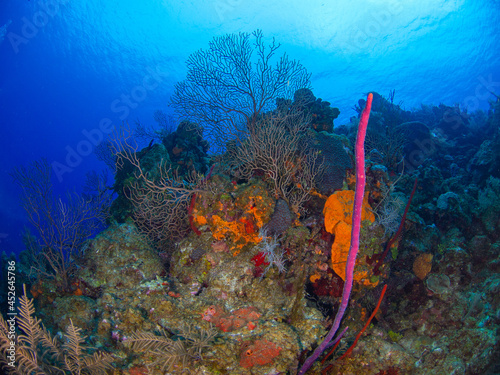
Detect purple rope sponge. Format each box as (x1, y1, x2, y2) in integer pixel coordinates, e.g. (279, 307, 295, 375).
(298, 93, 373, 375)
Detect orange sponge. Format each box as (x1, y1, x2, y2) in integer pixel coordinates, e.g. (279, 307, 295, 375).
(323, 190, 374, 231)
(323, 190, 375, 282)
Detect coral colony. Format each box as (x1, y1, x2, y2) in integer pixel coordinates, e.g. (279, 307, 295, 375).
(2, 30, 499, 374)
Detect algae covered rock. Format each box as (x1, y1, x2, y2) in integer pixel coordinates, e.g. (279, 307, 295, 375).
(76, 222, 164, 292)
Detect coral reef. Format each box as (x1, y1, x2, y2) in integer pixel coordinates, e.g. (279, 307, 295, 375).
(292, 88, 341, 133)
(308, 131, 352, 195)
(7, 51, 500, 374)
(162, 120, 210, 177)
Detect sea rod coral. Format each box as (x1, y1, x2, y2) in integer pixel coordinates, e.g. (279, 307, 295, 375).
(298, 92, 373, 374)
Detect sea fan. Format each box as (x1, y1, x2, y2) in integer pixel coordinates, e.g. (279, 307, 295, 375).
(128, 323, 217, 373)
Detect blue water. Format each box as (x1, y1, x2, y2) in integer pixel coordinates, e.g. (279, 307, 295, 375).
(0, 0, 499, 255)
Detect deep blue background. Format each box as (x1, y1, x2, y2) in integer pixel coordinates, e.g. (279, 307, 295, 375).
(1, 0, 499, 255)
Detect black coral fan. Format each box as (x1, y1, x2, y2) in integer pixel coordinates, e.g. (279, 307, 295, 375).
(128, 323, 217, 373)
(0, 285, 113, 374)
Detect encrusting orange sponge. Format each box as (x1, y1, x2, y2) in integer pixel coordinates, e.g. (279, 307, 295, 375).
(323, 190, 375, 282)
